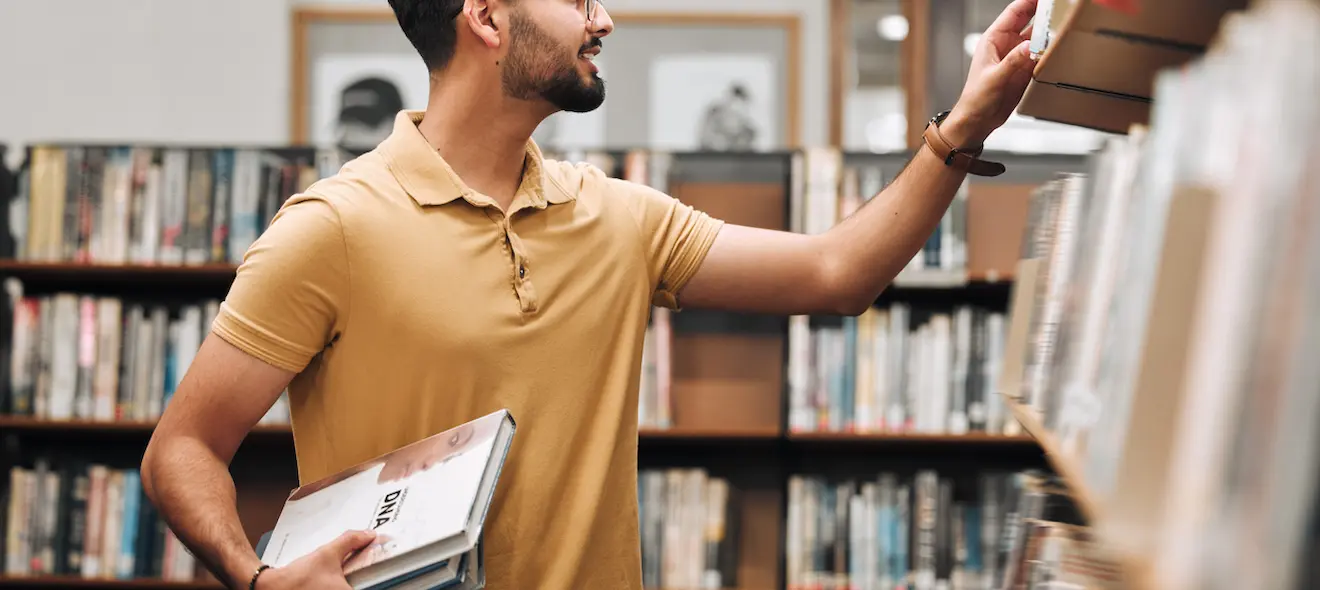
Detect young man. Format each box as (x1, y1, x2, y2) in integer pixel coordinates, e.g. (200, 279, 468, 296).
(139, 0, 1040, 588)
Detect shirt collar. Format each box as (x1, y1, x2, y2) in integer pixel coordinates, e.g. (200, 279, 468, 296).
(378, 110, 575, 209)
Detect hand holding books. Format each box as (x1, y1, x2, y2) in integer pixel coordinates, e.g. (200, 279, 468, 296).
(253, 529, 380, 589)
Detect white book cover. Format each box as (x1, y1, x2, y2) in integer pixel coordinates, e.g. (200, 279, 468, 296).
(261, 409, 515, 589)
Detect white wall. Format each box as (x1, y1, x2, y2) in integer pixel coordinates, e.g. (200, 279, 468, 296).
(0, 0, 291, 166)
(0, 0, 829, 168)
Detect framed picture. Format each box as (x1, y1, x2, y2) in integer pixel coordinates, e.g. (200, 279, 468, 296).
(291, 7, 801, 153)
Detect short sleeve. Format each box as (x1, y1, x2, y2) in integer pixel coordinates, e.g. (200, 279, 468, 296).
(210, 193, 351, 373)
(613, 178, 725, 310)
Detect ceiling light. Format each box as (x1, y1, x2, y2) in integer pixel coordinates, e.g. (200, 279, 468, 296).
(876, 15, 909, 41)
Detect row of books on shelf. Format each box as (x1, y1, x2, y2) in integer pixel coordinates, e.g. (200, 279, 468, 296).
(796, 148, 968, 274)
(3, 464, 1098, 589)
(12, 145, 345, 266)
(3, 460, 198, 582)
(787, 304, 1010, 436)
(638, 307, 673, 430)
(1004, 2, 1320, 588)
(7, 144, 971, 279)
(1, 286, 290, 425)
(786, 470, 1119, 590)
(637, 467, 738, 590)
(0, 284, 1023, 441)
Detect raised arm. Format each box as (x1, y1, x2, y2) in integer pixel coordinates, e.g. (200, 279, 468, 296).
(679, 0, 1039, 316)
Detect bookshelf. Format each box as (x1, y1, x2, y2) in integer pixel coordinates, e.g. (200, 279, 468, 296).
(0, 140, 1067, 590)
(991, 1, 1320, 588)
(998, 395, 1100, 524)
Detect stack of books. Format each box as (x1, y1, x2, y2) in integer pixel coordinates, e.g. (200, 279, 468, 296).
(259, 409, 517, 589)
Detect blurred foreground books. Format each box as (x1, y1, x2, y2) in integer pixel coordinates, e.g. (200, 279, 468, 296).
(1006, 1, 1320, 588)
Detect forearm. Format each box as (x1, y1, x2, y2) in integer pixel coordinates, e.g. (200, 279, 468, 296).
(822, 116, 982, 310)
(142, 436, 263, 589)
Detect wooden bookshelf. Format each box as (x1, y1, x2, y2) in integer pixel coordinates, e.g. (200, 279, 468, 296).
(2, 415, 1034, 450)
(1002, 394, 1162, 590)
(1, 147, 1054, 590)
(0, 415, 289, 436)
(0, 261, 1017, 293)
(787, 431, 1035, 445)
(0, 261, 237, 282)
(1000, 395, 1101, 523)
(637, 426, 781, 441)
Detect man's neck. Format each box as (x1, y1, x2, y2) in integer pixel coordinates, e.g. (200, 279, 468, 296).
(416, 75, 549, 212)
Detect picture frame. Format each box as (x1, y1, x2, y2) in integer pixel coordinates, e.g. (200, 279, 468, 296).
(290, 6, 802, 153)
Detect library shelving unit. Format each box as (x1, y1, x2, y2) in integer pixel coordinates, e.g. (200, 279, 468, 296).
(994, 1, 1320, 588)
(0, 140, 1071, 590)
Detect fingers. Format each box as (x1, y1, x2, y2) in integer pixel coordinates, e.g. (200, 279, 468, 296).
(327, 529, 379, 560)
(993, 39, 1036, 80)
(988, 0, 1038, 37)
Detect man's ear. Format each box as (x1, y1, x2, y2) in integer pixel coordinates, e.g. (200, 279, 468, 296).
(462, 0, 503, 50)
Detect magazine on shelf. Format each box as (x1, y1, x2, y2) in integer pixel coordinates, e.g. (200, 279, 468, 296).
(257, 409, 516, 589)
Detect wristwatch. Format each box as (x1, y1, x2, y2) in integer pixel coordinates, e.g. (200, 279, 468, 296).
(923, 110, 1005, 177)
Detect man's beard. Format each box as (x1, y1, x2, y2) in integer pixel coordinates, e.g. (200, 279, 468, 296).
(502, 9, 605, 113)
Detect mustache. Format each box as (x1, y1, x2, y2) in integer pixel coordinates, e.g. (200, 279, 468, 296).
(578, 37, 603, 53)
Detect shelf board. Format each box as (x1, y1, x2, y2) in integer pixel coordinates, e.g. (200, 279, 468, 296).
(3, 416, 1044, 455)
(1002, 395, 1164, 589)
(787, 431, 1036, 444)
(0, 262, 1013, 288)
(1001, 394, 1102, 523)
(0, 576, 219, 589)
(0, 261, 237, 279)
(638, 426, 780, 440)
(1, 417, 779, 446)
(0, 261, 238, 295)
(0, 415, 290, 436)
(891, 268, 970, 288)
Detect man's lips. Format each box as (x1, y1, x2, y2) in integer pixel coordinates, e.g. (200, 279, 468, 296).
(579, 47, 600, 72)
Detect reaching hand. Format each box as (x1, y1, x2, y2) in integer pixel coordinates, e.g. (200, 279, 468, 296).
(944, 0, 1040, 147)
(255, 530, 377, 589)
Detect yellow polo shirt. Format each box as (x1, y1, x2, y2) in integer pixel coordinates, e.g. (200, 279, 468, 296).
(211, 110, 725, 589)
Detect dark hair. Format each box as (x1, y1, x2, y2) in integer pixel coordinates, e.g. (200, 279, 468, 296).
(388, 0, 467, 71)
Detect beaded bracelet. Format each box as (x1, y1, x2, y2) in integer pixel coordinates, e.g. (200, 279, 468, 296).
(249, 564, 272, 590)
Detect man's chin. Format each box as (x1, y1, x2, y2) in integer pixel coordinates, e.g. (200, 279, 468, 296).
(551, 82, 606, 114)
(559, 98, 604, 114)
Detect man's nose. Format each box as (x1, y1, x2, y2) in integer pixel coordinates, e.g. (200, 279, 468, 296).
(591, 4, 615, 36)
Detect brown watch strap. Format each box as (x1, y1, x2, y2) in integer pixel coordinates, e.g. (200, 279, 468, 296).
(923, 122, 1005, 177)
